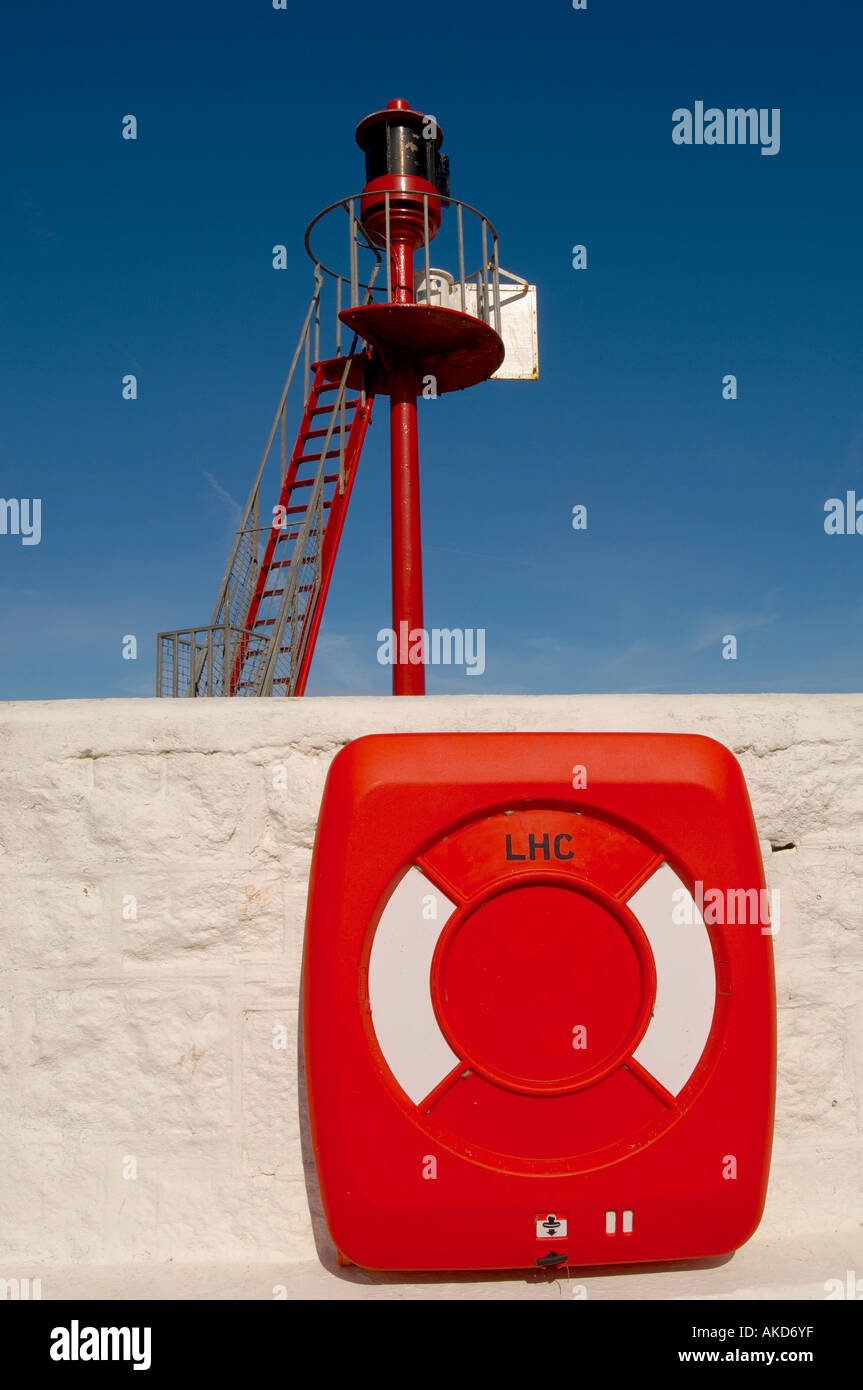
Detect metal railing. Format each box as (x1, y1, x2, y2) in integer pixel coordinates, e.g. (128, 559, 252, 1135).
(303, 191, 528, 345)
(157, 625, 271, 698)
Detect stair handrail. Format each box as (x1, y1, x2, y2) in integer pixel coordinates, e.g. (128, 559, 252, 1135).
(181, 269, 327, 694)
(254, 259, 383, 695)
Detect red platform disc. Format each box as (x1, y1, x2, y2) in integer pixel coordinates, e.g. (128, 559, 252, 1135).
(339, 302, 505, 393)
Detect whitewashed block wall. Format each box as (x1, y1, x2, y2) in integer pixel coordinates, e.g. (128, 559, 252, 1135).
(0, 695, 860, 1300)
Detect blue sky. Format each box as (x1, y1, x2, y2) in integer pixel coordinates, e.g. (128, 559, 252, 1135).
(2, 0, 862, 698)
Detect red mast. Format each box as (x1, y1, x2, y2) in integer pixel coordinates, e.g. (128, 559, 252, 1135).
(343, 99, 504, 694)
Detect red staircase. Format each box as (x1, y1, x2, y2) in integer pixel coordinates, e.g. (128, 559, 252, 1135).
(229, 355, 375, 695)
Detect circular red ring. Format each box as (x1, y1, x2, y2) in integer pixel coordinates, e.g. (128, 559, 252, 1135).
(429, 870, 657, 1097)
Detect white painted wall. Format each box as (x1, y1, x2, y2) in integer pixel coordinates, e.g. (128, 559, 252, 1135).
(0, 695, 860, 1301)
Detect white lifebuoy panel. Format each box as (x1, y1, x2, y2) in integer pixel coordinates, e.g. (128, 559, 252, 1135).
(368, 866, 459, 1104)
(627, 863, 717, 1096)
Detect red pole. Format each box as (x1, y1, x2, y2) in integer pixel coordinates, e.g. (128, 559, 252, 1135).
(388, 237, 425, 695)
(389, 371, 424, 694)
